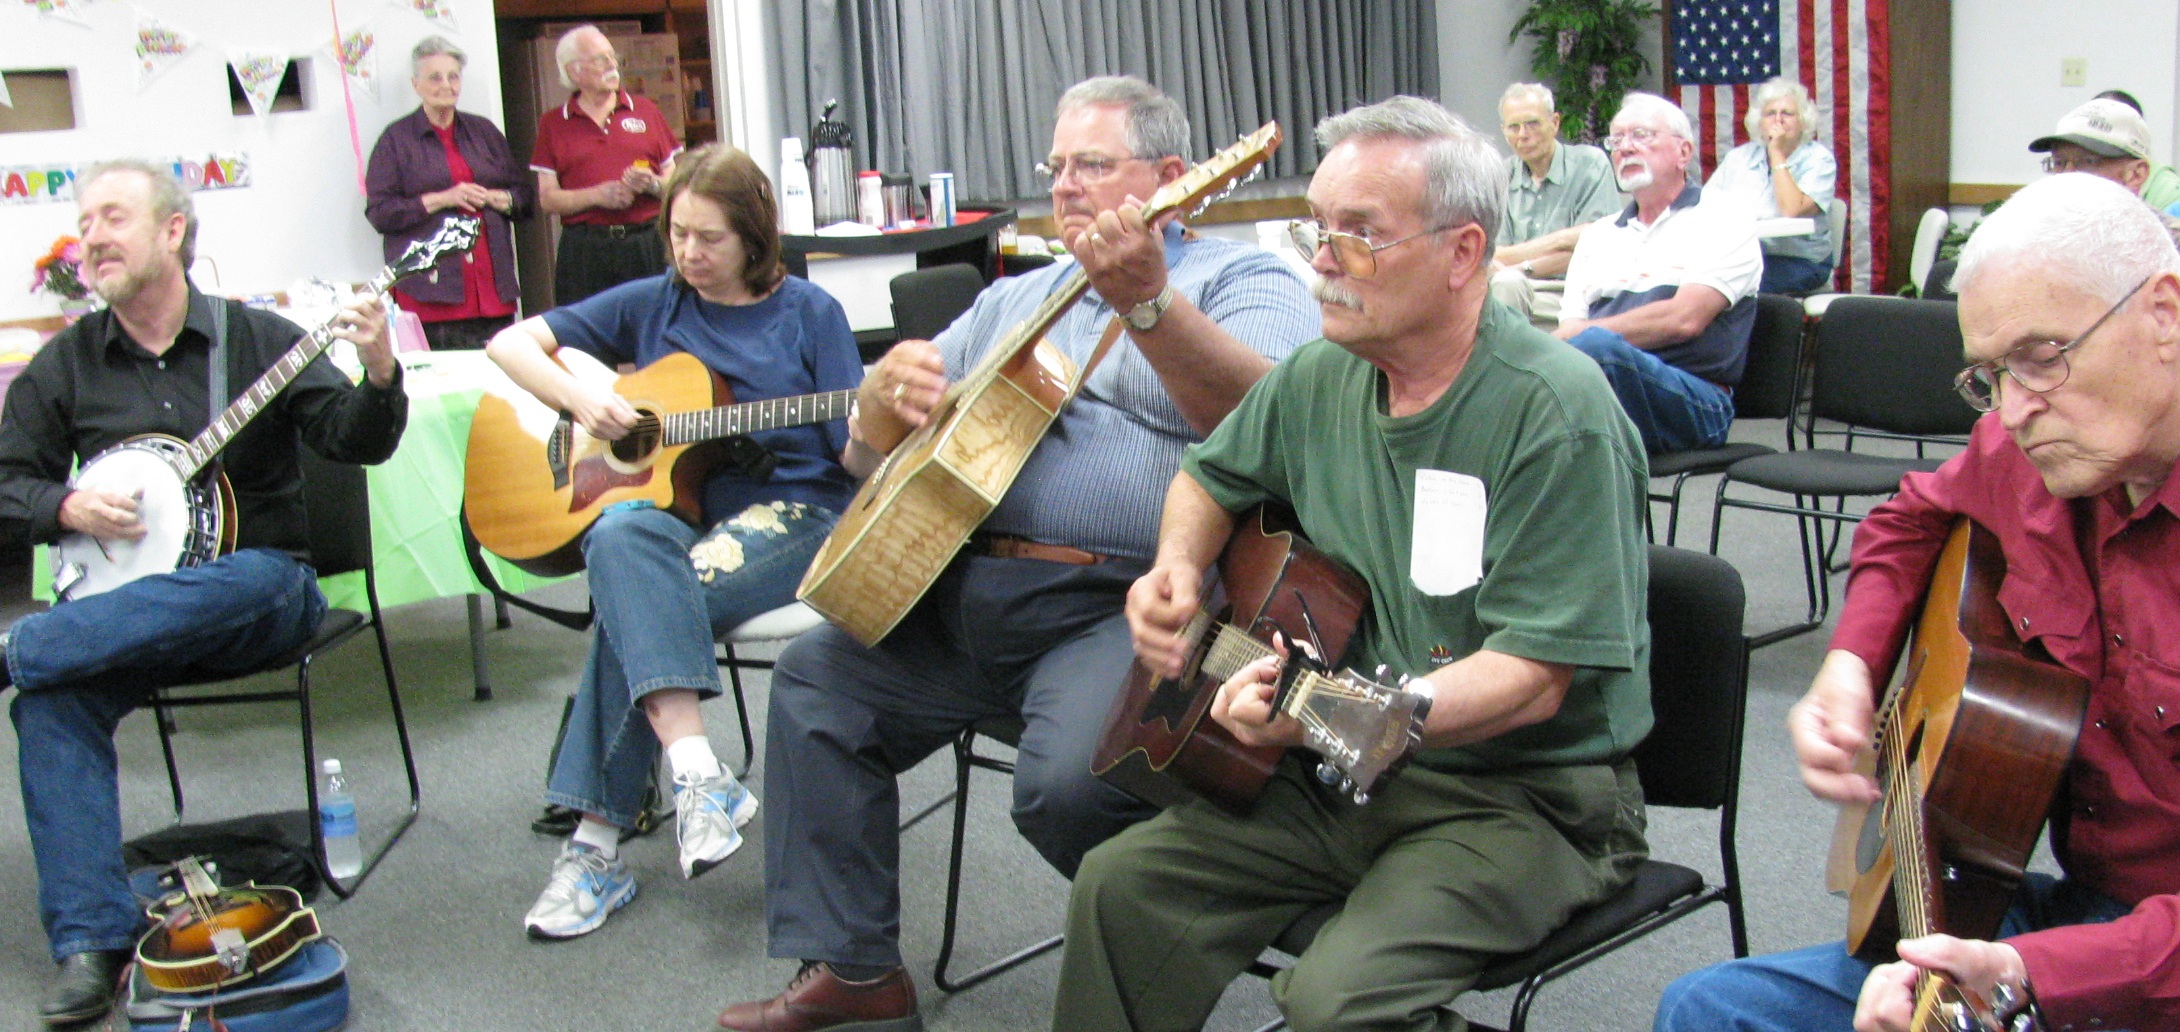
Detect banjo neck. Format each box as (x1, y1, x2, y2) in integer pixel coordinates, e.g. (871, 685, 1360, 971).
(174, 264, 405, 481)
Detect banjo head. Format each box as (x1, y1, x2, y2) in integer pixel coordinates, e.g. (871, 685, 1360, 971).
(54, 437, 215, 602)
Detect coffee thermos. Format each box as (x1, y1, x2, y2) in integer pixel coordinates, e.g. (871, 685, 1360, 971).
(809, 99, 857, 227)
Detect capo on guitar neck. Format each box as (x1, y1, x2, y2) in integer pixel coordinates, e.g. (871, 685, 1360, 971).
(1254, 591, 1333, 715)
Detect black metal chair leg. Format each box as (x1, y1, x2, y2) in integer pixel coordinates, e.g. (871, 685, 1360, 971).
(719, 644, 755, 779)
(931, 730, 1063, 993)
(467, 593, 492, 702)
(154, 697, 185, 823)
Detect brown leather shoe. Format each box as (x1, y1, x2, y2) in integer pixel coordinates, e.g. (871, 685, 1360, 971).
(716, 963, 923, 1032)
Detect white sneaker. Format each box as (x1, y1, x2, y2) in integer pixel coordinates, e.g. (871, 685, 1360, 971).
(673, 769, 759, 879)
(523, 843, 636, 939)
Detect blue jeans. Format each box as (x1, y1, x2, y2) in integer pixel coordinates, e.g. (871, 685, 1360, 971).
(1761, 253, 1835, 295)
(7, 548, 325, 961)
(1566, 326, 1736, 453)
(1653, 874, 2134, 1032)
(545, 501, 836, 827)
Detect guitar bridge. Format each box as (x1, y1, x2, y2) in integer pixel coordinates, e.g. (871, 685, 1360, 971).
(547, 414, 574, 490)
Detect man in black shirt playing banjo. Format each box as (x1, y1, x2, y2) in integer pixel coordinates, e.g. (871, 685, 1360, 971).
(0, 159, 406, 1026)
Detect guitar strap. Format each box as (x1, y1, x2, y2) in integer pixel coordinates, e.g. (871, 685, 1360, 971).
(1063, 317, 1128, 404)
(207, 297, 229, 415)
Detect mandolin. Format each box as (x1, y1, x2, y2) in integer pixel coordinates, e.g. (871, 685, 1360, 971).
(798, 123, 1285, 645)
(1094, 507, 1431, 813)
(134, 856, 323, 993)
(1834, 519, 2087, 1031)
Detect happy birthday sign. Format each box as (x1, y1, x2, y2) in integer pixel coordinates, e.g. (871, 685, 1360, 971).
(0, 154, 254, 206)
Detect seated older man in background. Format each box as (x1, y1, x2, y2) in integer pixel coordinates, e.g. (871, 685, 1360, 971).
(1490, 82, 1623, 325)
(2030, 98, 2162, 206)
(2089, 89, 2180, 210)
(1557, 92, 1762, 454)
(1654, 172, 2180, 1032)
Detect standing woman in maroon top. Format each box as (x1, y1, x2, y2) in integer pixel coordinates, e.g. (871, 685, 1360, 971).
(365, 36, 533, 350)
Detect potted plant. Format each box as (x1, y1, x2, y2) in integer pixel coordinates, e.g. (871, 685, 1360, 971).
(31, 235, 98, 322)
(1509, 0, 1661, 144)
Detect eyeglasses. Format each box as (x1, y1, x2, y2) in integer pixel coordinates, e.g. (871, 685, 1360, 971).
(1600, 126, 1666, 151)
(572, 53, 619, 70)
(1286, 219, 1454, 279)
(1034, 154, 1147, 186)
(1503, 118, 1547, 135)
(1952, 275, 2149, 412)
(2041, 153, 2126, 174)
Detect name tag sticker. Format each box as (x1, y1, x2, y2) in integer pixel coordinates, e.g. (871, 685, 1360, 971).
(1410, 468, 1485, 596)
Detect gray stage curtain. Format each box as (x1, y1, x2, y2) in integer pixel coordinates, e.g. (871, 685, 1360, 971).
(773, 0, 1439, 202)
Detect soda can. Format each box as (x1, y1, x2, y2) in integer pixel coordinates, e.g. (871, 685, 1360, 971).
(929, 172, 956, 227)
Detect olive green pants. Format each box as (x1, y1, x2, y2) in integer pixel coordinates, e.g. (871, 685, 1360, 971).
(1054, 756, 1648, 1032)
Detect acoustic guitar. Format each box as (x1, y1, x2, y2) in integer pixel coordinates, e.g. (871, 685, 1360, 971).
(464, 350, 855, 576)
(797, 123, 1285, 645)
(1093, 507, 1431, 813)
(1835, 519, 2088, 1031)
(135, 856, 323, 993)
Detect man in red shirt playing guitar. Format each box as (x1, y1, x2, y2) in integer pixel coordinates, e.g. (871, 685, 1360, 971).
(1654, 173, 2180, 1032)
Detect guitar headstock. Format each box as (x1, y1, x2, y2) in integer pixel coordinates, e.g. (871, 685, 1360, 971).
(1287, 665, 1431, 805)
(1143, 123, 1283, 224)
(392, 215, 482, 280)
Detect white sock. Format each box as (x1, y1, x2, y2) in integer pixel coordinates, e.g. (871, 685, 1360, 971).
(572, 816, 620, 859)
(665, 735, 724, 782)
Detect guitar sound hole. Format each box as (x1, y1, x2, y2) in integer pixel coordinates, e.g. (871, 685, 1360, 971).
(610, 415, 662, 464)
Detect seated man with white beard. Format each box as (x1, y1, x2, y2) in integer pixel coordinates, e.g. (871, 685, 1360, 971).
(1557, 92, 1763, 454)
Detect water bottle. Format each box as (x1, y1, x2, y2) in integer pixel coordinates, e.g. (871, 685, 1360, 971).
(778, 137, 816, 236)
(319, 758, 363, 880)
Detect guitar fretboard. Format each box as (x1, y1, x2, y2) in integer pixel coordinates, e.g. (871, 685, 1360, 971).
(660, 389, 859, 447)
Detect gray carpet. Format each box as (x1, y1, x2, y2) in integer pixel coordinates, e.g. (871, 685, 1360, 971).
(0, 418, 1987, 1031)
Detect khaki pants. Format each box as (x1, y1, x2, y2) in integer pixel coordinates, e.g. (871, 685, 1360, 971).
(1053, 756, 1648, 1032)
(1489, 267, 1565, 329)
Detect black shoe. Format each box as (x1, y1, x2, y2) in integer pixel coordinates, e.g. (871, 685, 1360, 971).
(39, 949, 128, 1026)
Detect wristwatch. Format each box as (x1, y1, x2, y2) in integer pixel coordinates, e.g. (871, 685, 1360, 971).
(1122, 286, 1176, 332)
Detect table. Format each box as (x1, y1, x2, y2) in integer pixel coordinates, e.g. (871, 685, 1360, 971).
(783, 209, 1016, 343)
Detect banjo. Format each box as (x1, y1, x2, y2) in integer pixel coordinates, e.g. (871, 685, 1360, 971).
(51, 217, 479, 603)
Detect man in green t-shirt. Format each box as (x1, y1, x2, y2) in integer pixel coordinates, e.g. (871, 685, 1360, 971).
(1050, 96, 1655, 1032)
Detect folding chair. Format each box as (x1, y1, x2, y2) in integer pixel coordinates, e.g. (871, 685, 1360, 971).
(1708, 295, 1979, 646)
(890, 263, 986, 342)
(918, 716, 1066, 993)
(1248, 545, 1751, 1032)
(1645, 293, 1808, 545)
(149, 451, 420, 899)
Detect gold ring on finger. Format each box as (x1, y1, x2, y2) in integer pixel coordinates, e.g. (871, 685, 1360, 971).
(892, 383, 906, 403)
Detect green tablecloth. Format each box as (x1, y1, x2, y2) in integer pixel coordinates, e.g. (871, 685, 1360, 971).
(33, 350, 570, 612)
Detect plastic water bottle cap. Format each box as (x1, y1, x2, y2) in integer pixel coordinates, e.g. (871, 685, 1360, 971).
(322, 758, 342, 775)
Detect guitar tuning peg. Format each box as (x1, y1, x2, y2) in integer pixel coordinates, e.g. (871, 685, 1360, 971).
(1351, 789, 1369, 806)
(1374, 664, 1389, 679)
(1316, 762, 1339, 785)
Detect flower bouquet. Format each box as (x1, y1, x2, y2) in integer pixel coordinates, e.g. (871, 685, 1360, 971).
(30, 236, 97, 320)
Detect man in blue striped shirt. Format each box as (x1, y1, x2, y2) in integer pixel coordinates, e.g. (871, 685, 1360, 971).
(718, 75, 1319, 1031)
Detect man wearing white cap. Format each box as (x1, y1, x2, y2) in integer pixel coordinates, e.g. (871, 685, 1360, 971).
(2029, 98, 2157, 199)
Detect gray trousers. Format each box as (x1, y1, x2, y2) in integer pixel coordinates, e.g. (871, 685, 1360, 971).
(762, 553, 1161, 968)
(1055, 756, 1649, 1032)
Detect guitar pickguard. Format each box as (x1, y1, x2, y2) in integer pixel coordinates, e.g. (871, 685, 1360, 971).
(567, 452, 655, 513)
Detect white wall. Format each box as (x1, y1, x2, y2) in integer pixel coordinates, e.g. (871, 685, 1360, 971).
(1952, 0, 2180, 184)
(0, 0, 504, 321)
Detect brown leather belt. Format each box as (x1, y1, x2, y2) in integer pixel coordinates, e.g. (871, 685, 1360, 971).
(972, 534, 1111, 566)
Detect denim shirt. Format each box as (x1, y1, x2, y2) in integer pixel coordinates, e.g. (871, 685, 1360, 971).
(364, 107, 534, 307)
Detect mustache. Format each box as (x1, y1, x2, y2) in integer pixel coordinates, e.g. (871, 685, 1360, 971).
(1313, 279, 1361, 310)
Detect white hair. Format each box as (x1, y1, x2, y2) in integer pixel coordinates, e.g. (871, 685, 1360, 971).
(1613, 92, 1696, 143)
(1745, 77, 1819, 142)
(1499, 82, 1556, 114)
(410, 35, 466, 77)
(554, 25, 605, 91)
(1954, 173, 2180, 303)
(1316, 96, 1506, 262)
(1056, 75, 1191, 162)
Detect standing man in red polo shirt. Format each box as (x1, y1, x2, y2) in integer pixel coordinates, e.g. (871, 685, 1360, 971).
(531, 24, 683, 306)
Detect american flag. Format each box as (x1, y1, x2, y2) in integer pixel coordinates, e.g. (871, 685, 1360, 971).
(1671, 0, 1892, 292)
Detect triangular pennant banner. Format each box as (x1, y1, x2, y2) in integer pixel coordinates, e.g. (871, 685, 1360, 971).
(329, 24, 377, 101)
(390, 0, 455, 32)
(23, 0, 93, 29)
(134, 12, 199, 92)
(230, 52, 289, 117)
